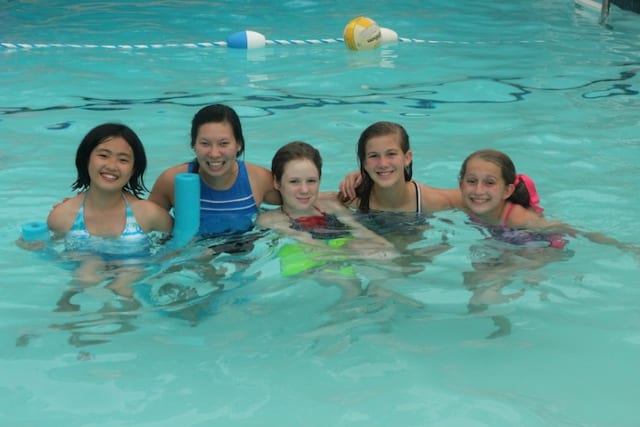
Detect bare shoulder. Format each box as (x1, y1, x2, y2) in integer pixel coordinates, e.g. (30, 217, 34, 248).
(47, 194, 83, 234)
(246, 161, 279, 205)
(127, 194, 174, 233)
(323, 190, 360, 209)
(246, 161, 274, 187)
(149, 163, 189, 209)
(317, 197, 347, 213)
(506, 204, 547, 228)
(127, 194, 159, 213)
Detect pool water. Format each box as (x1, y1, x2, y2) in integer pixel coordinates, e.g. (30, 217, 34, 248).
(1, 1, 639, 426)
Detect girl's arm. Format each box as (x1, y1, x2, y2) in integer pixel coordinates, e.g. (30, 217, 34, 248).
(420, 184, 463, 212)
(247, 162, 282, 206)
(148, 166, 180, 211)
(337, 170, 363, 202)
(46, 195, 82, 235)
(131, 199, 174, 233)
(508, 205, 639, 256)
(324, 199, 395, 249)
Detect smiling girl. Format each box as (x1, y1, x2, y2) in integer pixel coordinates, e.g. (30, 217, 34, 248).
(149, 104, 281, 239)
(342, 121, 462, 213)
(46, 123, 174, 297)
(47, 123, 173, 249)
(258, 141, 396, 256)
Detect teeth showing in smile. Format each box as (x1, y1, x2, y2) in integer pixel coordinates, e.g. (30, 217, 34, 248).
(469, 197, 490, 206)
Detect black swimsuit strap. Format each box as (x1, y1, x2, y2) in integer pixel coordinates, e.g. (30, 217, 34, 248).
(413, 180, 422, 214)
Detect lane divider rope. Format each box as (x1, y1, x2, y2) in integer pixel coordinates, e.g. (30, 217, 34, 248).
(1, 38, 547, 50)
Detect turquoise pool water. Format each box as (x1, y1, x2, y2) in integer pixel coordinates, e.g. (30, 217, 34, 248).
(1, 1, 639, 426)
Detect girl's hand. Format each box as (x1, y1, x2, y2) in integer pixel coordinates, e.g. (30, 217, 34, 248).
(338, 171, 362, 202)
(15, 237, 47, 251)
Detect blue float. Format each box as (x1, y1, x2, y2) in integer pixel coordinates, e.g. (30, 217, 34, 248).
(226, 30, 267, 49)
(21, 221, 50, 242)
(169, 173, 200, 248)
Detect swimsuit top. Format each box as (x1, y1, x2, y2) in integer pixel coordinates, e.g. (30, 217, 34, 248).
(188, 159, 258, 237)
(355, 182, 428, 236)
(65, 193, 151, 258)
(471, 203, 568, 249)
(283, 206, 352, 240)
(360, 180, 422, 213)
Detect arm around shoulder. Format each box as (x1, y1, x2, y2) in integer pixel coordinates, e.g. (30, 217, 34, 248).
(420, 184, 462, 212)
(149, 166, 182, 210)
(247, 162, 281, 206)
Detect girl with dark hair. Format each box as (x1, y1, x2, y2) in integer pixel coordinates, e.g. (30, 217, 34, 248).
(149, 104, 281, 238)
(45, 123, 174, 297)
(341, 121, 462, 213)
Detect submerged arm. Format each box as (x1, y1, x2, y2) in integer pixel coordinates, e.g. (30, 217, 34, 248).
(511, 206, 639, 257)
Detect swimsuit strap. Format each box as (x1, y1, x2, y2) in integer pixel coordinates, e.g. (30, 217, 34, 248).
(502, 202, 515, 227)
(122, 194, 146, 236)
(281, 205, 326, 221)
(413, 180, 422, 214)
(69, 193, 88, 232)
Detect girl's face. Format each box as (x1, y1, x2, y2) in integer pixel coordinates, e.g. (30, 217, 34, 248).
(363, 133, 412, 188)
(275, 158, 320, 215)
(88, 136, 134, 192)
(193, 121, 241, 178)
(459, 158, 514, 221)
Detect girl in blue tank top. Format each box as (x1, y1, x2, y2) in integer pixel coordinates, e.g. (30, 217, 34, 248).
(149, 104, 282, 251)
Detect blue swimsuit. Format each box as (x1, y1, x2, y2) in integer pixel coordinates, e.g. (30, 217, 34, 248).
(188, 159, 258, 237)
(65, 194, 151, 259)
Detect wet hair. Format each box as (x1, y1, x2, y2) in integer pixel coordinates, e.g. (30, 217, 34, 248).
(190, 104, 245, 155)
(354, 121, 412, 211)
(72, 123, 148, 197)
(458, 149, 534, 209)
(271, 141, 322, 183)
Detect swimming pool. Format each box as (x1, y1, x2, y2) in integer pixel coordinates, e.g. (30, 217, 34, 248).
(2, 1, 639, 426)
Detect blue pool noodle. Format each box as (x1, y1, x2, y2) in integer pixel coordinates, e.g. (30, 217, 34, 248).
(21, 221, 50, 242)
(170, 173, 200, 248)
